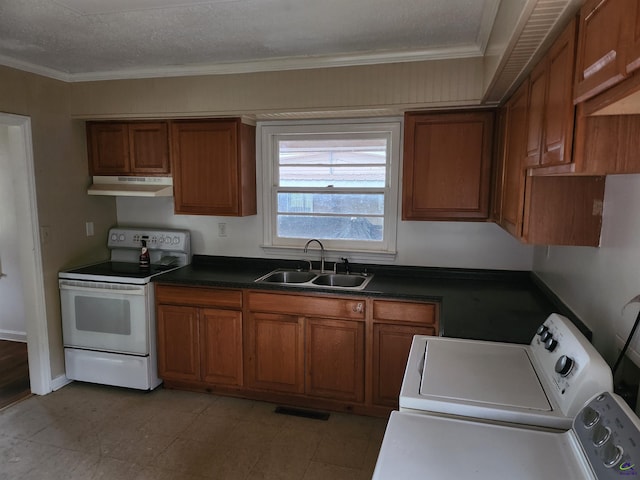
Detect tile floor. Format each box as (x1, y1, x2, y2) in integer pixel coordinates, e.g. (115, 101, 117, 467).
(0, 382, 387, 479)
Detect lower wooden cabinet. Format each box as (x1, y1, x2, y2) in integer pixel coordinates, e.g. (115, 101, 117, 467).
(200, 308, 243, 386)
(155, 285, 243, 387)
(371, 299, 438, 408)
(245, 291, 366, 402)
(306, 318, 365, 402)
(245, 312, 304, 393)
(156, 304, 200, 382)
(156, 285, 439, 416)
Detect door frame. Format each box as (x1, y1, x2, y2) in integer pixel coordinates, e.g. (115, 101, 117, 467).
(1, 112, 51, 395)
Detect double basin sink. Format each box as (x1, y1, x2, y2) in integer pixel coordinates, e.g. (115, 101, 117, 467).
(255, 269, 374, 291)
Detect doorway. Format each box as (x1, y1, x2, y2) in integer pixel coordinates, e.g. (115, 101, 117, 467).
(0, 113, 51, 397)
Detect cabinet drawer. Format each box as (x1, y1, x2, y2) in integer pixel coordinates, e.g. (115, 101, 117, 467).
(248, 291, 365, 320)
(155, 285, 242, 309)
(373, 300, 437, 325)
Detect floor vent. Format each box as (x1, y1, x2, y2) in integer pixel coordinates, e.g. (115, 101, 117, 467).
(274, 406, 330, 421)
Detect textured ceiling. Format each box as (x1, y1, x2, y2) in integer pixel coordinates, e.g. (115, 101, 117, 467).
(0, 0, 502, 81)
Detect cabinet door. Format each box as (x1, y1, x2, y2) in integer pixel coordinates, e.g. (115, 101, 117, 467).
(626, 0, 640, 73)
(402, 111, 494, 220)
(200, 308, 243, 386)
(499, 81, 528, 237)
(172, 120, 239, 215)
(156, 305, 200, 382)
(87, 122, 130, 175)
(128, 122, 170, 174)
(574, 0, 630, 103)
(305, 318, 365, 402)
(372, 323, 435, 407)
(542, 18, 577, 167)
(525, 61, 547, 167)
(245, 312, 304, 393)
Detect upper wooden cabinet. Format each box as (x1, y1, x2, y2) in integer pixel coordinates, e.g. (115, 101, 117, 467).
(626, 1, 640, 73)
(403, 110, 494, 221)
(171, 118, 256, 216)
(497, 81, 528, 238)
(371, 299, 438, 408)
(525, 18, 577, 173)
(87, 121, 170, 176)
(574, 0, 632, 104)
(496, 80, 605, 246)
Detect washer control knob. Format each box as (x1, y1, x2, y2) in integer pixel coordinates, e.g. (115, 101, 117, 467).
(592, 424, 611, 447)
(545, 338, 558, 352)
(582, 406, 600, 428)
(536, 325, 549, 336)
(540, 331, 552, 343)
(554, 355, 573, 376)
(603, 441, 623, 468)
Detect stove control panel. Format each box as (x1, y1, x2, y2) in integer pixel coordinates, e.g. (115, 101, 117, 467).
(574, 392, 640, 479)
(531, 314, 612, 418)
(108, 227, 190, 252)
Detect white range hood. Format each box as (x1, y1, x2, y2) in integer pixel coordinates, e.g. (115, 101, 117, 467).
(88, 176, 173, 197)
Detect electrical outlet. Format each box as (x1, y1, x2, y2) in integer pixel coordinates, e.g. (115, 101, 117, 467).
(218, 222, 227, 237)
(85, 221, 94, 237)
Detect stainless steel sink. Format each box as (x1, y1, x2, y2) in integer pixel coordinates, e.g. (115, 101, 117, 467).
(312, 273, 367, 288)
(257, 270, 317, 284)
(254, 269, 373, 290)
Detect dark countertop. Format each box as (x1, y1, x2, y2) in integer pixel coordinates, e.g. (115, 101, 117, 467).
(154, 255, 588, 344)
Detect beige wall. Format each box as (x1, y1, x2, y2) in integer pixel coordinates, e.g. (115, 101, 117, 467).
(0, 65, 116, 380)
(69, 58, 485, 119)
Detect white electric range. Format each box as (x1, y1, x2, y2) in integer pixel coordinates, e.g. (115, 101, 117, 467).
(374, 391, 640, 479)
(58, 226, 191, 390)
(400, 313, 613, 430)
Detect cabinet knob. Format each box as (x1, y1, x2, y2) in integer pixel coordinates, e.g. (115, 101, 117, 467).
(352, 302, 364, 313)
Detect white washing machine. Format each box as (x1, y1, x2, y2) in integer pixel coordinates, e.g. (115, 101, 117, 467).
(400, 313, 613, 429)
(374, 391, 640, 479)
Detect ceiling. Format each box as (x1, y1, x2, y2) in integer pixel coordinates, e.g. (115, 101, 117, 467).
(0, 0, 580, 86)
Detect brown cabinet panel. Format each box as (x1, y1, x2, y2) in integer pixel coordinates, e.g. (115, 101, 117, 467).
(245, 312, 305, 394)
(372, 300, 437, 326)
(87, 122, 130, 175)
(128, 122, 170, 174)
(372, 323, 434, 407)
(626, 0, 640, 73)
(171, 119, 256, 216)
(200, 308, 243, 386)
(499, 81, 528, 237)
(305, 318, 365, 402)
(574, 0, 630, 103)
(156, 284, 242, 309)
(403, 111, 494, 220)
(87, 121, 170, 176)
(523, 175, 605, 246)
(156, 305, 200, 382)
(525, 62, 547, 167)
(248, 291, 365, 320)
(542, 18, 577, 167)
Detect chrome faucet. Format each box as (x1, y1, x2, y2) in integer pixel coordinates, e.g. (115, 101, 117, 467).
(304, 239, 325, 273)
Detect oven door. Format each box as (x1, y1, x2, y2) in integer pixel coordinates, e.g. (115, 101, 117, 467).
(59, 279, 151, 355)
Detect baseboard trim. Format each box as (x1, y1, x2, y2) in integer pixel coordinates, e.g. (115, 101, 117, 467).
(0, 330, 27, 342)
(50, 374, 72, 392)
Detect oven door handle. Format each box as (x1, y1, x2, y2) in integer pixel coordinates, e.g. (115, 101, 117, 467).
(59, 281, 146, 296)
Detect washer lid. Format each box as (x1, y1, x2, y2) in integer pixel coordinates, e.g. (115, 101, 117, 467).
(372, 411, 594, 480)
(420, 339, 552, 411)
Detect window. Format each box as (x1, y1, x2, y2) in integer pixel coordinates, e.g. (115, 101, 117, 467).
(260, 119, 400, 256)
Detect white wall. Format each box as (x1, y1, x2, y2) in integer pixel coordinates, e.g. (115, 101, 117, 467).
(116, 185, 534, 271)
(533, 174, 640, 365)
(0, 126, 27, 341)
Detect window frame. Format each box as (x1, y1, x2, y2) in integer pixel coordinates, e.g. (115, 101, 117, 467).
(259, 118, 401, 259)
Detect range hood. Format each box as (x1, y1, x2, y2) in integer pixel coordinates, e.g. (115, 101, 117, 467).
(88, 176, 173, 197)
